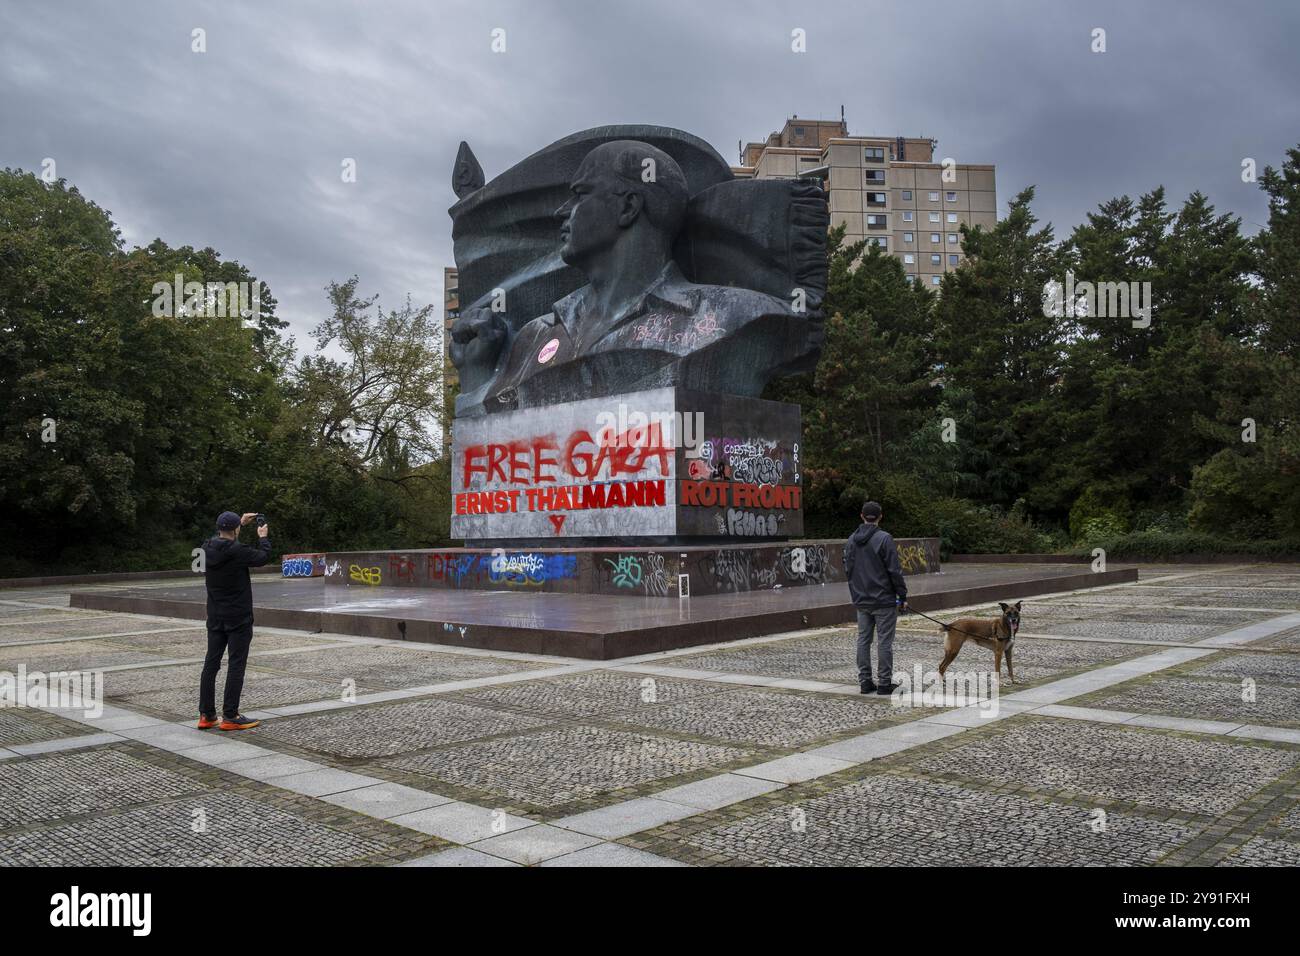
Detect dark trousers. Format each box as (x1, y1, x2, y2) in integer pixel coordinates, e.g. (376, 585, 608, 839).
(200, 618, 253, 719)
(856, 606, 897, 685)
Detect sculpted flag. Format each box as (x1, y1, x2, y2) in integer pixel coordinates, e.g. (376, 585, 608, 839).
(448, 125, 828, 417)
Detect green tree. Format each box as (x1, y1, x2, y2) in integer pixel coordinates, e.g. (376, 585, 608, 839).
(767, 228, 944, 532)
(933, 187, 1073, 508)
(0, 169, 453, 573)
(1186, 146, 1300, 537)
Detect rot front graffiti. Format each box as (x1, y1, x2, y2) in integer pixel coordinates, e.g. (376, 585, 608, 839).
(678, 480, 800, 510)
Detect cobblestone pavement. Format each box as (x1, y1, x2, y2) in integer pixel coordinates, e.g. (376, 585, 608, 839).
(0, 743, 444, 866)
(248, 643, 550, 688)
(1, 561, 1298, 866)
(0, 616, 180, 641)
(656, 773, 1201, 866)
(1069, 674, 1300, 728)
(1022, 607, 1281, 642)
(0, 708, 89, 747)
(0, 640, 168, 671)
(670, 627, 1143, 683)
(384, 725, 755, 812)
(102, 628, 335, 656)
(256, 696, 557, 760)
(450, 670, 726, 718)
(906, 717, 1298, 815)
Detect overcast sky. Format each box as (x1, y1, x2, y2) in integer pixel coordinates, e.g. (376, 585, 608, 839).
(4, 0, 1298, 347)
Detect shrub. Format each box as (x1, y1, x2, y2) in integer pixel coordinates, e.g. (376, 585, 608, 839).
(1188, 448, 1299, 538)
(1073, 529, 1300, 560)
(1068, 485, 1131, 543)
(1078, 512, 1128, 547)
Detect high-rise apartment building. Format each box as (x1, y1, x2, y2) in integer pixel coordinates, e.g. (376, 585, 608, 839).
(440, 116, 996, 364)
(736, 114, 996, 287)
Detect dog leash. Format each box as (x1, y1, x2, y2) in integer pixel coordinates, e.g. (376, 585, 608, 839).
(905, 606, 1014, 641)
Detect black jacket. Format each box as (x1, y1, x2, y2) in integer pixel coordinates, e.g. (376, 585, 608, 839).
(843, 523, 907, 609)
(203, 535, 272, 624)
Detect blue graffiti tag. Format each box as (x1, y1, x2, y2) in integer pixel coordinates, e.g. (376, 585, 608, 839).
(282, 558, 317, 577)
(487, 551, 578, 587)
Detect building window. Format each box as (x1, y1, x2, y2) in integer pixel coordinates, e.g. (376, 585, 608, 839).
(865, 169, 885, 183)
(903, 232, 914, 243)
(949, 254, 959, 265)
(930, 233, 940, 243)
(947, 233, 958, 244)
(905, 274, 915, 284)
(864, 147, 885, 162)
(929, 212, 940, 223)
(904, 253, 915, 264)
(902, 211, 913, 222)
(872, 237, 887, 248)
(947, 212, 958, 223)
(866, 192, 886, 206)
(794, 126, 805, 136)
(946, 191, 957, 201)
(931, 275, 941, 286)
(928, 191, 940, 202)
(901, 190, 912, 201)
(931, 254, 942, 265)
(866, 214, 887, 229)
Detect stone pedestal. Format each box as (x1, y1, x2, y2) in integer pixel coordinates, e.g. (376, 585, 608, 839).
(322, 539, 940, 598)
(450, 387, 803, 545)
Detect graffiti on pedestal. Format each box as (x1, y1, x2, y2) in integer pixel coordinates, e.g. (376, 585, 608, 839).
(489, 550, 579, 587)
(323, 538, 933, 599)
(282, 553, 326, 578)
(349, 564, 382, 585)
(897, 543, 931, 574)
(679, 433, 799, 538)
(695, 543, 838, 593)
(643, 552, 670, 596)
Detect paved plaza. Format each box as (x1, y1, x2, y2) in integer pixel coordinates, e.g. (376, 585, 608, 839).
(2, 563, 1299, 867)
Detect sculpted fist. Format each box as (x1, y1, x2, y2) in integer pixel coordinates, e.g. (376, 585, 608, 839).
(449, 306, 508, 394)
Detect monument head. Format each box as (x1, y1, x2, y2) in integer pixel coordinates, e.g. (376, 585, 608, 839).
(447, 125, 828, 418)
(555, 140, 688, 279)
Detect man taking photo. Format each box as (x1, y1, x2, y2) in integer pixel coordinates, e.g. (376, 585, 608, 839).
(198, 511, 272, 730)
(843, 500, 908, 696)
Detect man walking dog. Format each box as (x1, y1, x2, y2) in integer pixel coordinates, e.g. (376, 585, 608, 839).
(844, 501, 908, 695)
(198, 511, 271, 730)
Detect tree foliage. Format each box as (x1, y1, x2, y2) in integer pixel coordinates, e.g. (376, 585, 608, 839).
(0, 169, 449, 574)
(788, 151, 1298, 552)
(2, 139, 1297, 571)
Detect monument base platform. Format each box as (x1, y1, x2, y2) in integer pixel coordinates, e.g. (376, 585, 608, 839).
(71, 562, 1138, 660)
(322, 538, 940, 597)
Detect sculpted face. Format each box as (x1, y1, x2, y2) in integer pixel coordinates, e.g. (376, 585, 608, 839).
(556, 157, 626, 270)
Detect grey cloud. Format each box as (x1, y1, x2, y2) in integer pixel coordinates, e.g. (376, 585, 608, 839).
(3, 0, 1297, 345)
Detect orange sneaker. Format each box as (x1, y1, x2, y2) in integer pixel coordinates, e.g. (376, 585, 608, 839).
(197, 715, 219, 730)
(219, 714, 261, 731)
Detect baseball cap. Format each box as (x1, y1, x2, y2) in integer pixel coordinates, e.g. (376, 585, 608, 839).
(216, 511, 241, 531)
(861, 501, 883, 519)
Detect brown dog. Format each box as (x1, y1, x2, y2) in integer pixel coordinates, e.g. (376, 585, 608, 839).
(937, 601, 1022, 684)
